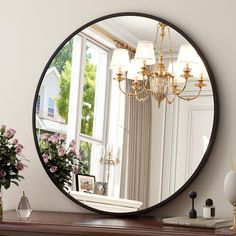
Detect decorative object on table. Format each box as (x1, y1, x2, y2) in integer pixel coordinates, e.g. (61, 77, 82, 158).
(223, 141, 236, 230)
(39, 133, 79, 191)
(224, 170, 236, 230)
(94, 182, 108, 196)
(16, 191, 32, 219)
(189, 191, 197, 219)
(76, 174, 95, 193)
(203, 198, 215, 219)
(0, 124, 27, 217)
(162, 216, 232, 229)
(99, 143, 120, 183)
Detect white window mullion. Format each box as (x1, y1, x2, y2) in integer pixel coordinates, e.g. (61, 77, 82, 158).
(75, 38, 87, 149)
(67, 35, 86, 150)
(92, 49, 107, 140)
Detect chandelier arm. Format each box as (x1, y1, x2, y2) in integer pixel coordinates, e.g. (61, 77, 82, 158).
(167, 78, 176, 96)
(135, 91, 150, 102)
(176, 79, 188, 94)
(132, 80, 149, 96)
(118, 80, 147, 97)
(142, 76, 151, 93)
(166, 95, 175, 104)
(177, 87, 202, 101)
(118, 80, 136, 97)
(166, 87, 176, 104)
(135, 96, 149, 102)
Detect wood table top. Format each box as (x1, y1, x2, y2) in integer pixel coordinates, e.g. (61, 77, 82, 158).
(0, 210, 235, 236)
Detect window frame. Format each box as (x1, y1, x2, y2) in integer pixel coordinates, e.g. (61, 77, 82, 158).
(67, 32, 112, 180)
(47, 97, 55, 117)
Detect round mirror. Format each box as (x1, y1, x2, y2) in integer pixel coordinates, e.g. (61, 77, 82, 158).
(33, 13, 219, 215)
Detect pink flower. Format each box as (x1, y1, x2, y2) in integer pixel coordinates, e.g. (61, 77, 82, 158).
(49, 134, 59, 144)
(12, 139, 18, 145)
(17, 143, 23, 148)
(42, 153, 49, 163)
(57, 147, 65, 157)
(15, 143, 24, 154)
(72, 165, 78, 175)
(58, 134, 66, 141)
(0, 170, 6, 177)
(70, 146, 77, 156)
(16, 162, 24, 171)
(75, 153, 81, 160)
(4, 129, 16, 139)
(74, 152, 81, 160)
(41, 133, 49, 141)
(50, 166, 57, 173)
(69, 140, 76, 147)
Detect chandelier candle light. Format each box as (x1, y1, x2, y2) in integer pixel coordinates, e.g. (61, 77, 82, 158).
(100, 143, 120, 183)
(110, 22, 207, 107)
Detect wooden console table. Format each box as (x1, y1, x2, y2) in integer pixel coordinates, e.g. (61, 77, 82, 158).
(0, 210, 235, 236)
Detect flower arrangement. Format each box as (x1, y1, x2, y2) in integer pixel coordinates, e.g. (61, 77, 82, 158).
(39, 133, 82, 191)
(0, 124, 26, 190)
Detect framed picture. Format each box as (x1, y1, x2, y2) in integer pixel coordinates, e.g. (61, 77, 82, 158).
(94, 182, 108, 196)
(76, 174, 96, 193)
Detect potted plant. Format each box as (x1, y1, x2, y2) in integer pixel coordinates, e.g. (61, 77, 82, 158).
(0, 124, 27, 216)
(39, 133, 83, 191)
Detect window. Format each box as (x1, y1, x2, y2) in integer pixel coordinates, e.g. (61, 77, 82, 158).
(48, 98, 55, 117)
(67, 34, 109, 179)
(80, 41, 108, 138)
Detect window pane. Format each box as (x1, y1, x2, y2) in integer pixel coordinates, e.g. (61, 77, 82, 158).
(78, 139, 103, 181)
(36, 40, 73, 135)
(48, 98, 55, 117)
(48, 108, 54, 117)
(48, 98, 54, 108)
(80, 41, 108, 140)
(78, 140, 91, 175)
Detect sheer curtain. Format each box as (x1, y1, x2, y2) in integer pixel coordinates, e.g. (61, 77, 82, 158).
(120, 87, 151, 209)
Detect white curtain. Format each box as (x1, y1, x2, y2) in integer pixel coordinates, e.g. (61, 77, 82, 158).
(120, 88, 151, 209)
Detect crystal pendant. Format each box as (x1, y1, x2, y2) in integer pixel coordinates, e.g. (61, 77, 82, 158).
(16, 191, 32, 219)
(151, 76, 168, 108)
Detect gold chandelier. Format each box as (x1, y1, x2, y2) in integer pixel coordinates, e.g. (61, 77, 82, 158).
(109, 23, 207, 107)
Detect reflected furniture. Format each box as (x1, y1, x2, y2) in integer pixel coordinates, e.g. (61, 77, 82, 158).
(70, 191, 142, 212)
(0, 210, 234, 236)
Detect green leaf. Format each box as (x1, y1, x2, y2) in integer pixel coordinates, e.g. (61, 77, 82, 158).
(11, 181, 19, 186)
(18, 175, 24, 179)
(5, 179, 10, 189)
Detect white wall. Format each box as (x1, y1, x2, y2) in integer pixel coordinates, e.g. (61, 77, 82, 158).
(40, 69, 58, 116)
(0, 0, 235, 218)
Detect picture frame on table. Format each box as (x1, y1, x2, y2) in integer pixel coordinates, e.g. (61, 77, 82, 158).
(76, 174, 96, 193)
(94, 182, 108, 196)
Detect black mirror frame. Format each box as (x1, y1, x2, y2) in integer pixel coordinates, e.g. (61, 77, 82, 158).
(32, 12, 219, 216)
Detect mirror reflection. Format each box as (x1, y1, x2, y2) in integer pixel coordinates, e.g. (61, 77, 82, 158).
(35, 15, 214, 213)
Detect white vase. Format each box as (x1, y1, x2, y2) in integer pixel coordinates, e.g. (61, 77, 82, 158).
(224, 170, 236, 205)
(224, 170, 236, 229)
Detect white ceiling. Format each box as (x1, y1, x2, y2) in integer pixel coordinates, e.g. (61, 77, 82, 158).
(96, 16, 188, 53)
